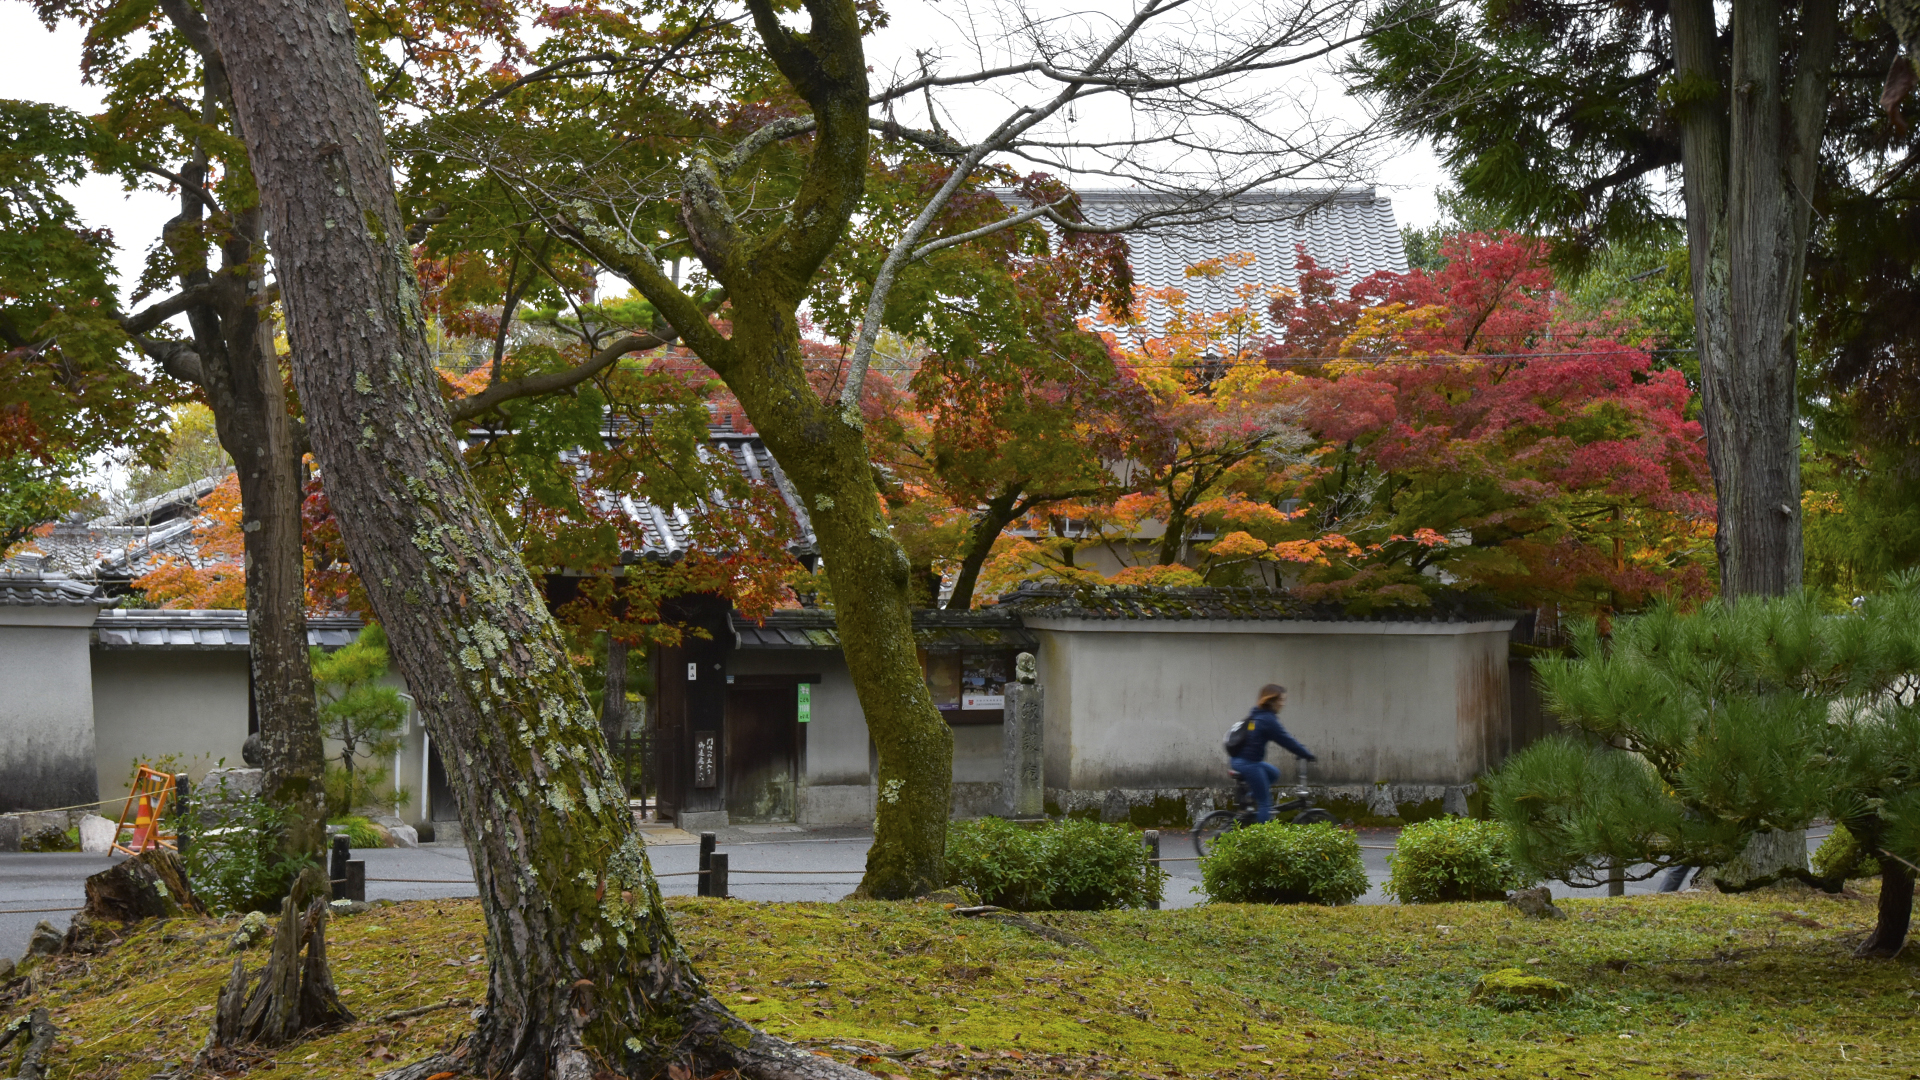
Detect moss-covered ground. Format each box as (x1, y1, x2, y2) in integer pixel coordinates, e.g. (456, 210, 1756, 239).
(5, 884, 1917, 1078)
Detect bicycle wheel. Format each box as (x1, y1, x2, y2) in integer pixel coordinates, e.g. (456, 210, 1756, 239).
(1193, 809, 1241, 857)
(1291, 807, 1335, 825)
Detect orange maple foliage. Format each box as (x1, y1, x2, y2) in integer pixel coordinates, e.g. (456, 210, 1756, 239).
(131, 474, 247, 609)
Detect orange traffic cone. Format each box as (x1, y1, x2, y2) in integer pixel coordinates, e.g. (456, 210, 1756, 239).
(129, 794, 155, 852)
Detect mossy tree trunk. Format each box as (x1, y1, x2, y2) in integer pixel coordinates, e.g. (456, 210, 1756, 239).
(198, 0, 882, 1073)
(562, 0, 953, 898)
(141, 0, 332, 867)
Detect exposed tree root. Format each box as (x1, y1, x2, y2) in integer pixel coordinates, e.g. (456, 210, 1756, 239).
(208, 866, 353, 1049)
(1, 1008, 58, 1080)
(953, 906, 1098, 952)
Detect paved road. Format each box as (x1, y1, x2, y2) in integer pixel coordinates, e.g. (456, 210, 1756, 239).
(0, 827, 1828, 961)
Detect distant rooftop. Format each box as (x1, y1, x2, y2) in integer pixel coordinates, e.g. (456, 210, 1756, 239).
(1074, 188, 1407, 303)
(2, 472, 231, 585)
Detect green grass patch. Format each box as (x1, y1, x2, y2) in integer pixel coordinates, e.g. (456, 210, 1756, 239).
(4, 882, 1917, 1078)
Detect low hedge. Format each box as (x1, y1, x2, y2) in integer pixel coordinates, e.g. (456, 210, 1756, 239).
(945, 817, 1164, 911)
(1198, 821, 1368, 905)
(1385, 817, 1533, 903)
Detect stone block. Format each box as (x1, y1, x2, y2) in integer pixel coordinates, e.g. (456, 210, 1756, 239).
(1506, 885, 1566, 920)
(677, 810, 729, 832)
(198, 768, 264, 800)
(78, 813, 117, 853)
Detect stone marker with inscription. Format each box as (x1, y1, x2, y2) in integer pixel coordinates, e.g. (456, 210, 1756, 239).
(1002, 652, 1045, 818)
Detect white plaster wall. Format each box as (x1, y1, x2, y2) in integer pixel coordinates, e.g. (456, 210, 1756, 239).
(1027, 619, 1514, 790)
(951, 724, 1003, 783)
(89, 649, 249, 805)
(0, 607, 101, 811)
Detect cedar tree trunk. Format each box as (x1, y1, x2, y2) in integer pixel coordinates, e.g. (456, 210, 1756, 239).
(564, 0, 954, 898)
(1669, 0, 1835, 900)
(198, 0, 875, 1074)
(1670, 0, 1836, 599)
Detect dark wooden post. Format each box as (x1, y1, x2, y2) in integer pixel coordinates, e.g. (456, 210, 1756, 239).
(708, 852, 729, 899)
(345, 859, 366, 902)
(1144, 829, 1161, 911)
(174, 773, 192, 855)
(329, 834, 350, 898)
(698, 832, 716, 897)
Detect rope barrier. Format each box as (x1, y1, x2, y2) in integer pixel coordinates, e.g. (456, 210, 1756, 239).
(0, 906, 84, 915)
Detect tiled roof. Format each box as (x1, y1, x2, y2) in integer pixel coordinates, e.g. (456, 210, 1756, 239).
(995, 583, 1516, 624)
(4, 473, 231, 583)
(0, 570, 101, 606)
(996, 583, 1310, 621)
(484, 430, 816, 564)
(93, 609, 364, 651)
(1075, 188, 1407, 301)
(732, 608, 1038, 652)
(89, 474, 225, 528)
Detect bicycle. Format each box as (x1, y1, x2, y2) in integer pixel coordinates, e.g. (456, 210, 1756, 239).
(1192, 758, 1335, 856)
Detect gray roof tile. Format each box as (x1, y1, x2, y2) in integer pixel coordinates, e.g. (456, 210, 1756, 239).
(91, 609, 365, 650)
(1049, 188, 1407, 335)
(0, 571, 100, 606)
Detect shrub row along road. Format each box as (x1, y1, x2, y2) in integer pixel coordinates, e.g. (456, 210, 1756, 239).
(7, 825, 1813, 958)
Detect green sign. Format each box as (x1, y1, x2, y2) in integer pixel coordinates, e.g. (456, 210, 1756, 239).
(797, 682, 811, 723)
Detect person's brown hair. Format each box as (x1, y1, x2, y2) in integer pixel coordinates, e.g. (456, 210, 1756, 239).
(1257, 684, 1287, 706)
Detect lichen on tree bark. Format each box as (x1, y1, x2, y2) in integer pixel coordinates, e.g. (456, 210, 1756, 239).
(196, 0, 884, 1073)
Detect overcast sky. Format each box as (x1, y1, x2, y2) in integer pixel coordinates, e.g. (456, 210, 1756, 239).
(0, 0, 1447, 299)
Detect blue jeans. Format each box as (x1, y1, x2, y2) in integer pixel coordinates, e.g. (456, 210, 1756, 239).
(1231, 759, 1280, 822)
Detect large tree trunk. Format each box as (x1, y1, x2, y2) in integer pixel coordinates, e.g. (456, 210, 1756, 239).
(1672, 0, 1835, 599)
(1670, 0, 1836, 903)
(153, 0, 331, 866)
(560, 0, 955, 899)
(197, 0, 875, 1074)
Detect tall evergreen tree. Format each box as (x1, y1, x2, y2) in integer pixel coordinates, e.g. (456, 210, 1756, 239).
(1351, 0, 1917, 599)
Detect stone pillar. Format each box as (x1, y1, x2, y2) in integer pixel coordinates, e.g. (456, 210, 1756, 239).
(1002, 652, 1045, 819)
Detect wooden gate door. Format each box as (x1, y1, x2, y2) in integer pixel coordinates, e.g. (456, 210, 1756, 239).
(724, 683, 797, 822)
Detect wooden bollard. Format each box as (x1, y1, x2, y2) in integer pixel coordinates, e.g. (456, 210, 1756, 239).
(1144, 830, 1161, 911)
(708, 852, 729, 899)
(697, 832, 716, 897)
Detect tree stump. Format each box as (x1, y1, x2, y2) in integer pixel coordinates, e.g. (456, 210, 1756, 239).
(209, 866, 353, 1048)
(82, 849, 206, 921)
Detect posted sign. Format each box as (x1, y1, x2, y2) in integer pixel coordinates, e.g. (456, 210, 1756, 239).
(797, 682, 811, 723)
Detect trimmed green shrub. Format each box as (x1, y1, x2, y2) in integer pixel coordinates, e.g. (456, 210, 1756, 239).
(181, 780, 313, 914)
(945, 817, 1163, 910)
(1199, 821, 1368, 905)
(1812, 824, 1881, 880)
(1386, 817, 1534, 902)
(329, 814, 386, 849)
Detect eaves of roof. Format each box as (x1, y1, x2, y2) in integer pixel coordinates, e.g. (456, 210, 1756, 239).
(0, 571, 101, 607)
(731, 608, 1038, 653)
(92, 609, 364, 651)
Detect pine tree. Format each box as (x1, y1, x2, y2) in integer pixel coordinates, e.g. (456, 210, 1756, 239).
(1493, 575, 1920, 956)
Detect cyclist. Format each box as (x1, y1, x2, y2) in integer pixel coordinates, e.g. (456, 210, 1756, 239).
(1228, 684, 1316, 822)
